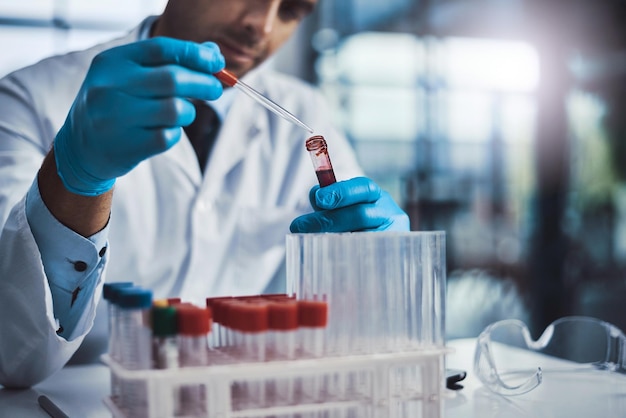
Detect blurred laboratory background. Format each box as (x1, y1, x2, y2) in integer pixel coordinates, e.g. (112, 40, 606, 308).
(3, 0, 626, 340)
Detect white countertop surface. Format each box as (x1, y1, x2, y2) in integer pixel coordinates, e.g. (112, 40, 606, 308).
(2, 338, 624, 417)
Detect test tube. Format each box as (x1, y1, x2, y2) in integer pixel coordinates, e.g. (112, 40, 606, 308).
(206, 296, 233, 350)
(268, 300, 298, 360)
(102, 281, 134, 403)
(298, 299, 329, 406)
(298, 299, 328, 358)
(177, 305, 212, 417)
(267, 300, 299, 406)
(103, 282, 134, 360)
(152, 306, 179, 369)
(240, 300, 269, 362)
(151, 306, 181, 415)
(231, 300, 269, 409)
(305, 135, 337, 187)
(116, 287, 153, 418)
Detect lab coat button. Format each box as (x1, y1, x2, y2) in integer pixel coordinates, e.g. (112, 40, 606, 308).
(74, 261, 88, 272)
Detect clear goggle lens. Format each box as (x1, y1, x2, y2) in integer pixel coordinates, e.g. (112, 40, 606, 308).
(474, 316, 626, 395)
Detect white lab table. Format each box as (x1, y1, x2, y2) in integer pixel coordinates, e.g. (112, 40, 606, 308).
(2, 338, 625, 417)
(444, 339, 626, 418)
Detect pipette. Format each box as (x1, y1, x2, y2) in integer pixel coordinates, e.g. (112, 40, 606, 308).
(215, 69, 314, 133)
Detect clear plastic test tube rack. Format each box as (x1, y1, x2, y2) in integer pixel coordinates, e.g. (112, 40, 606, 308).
(286, 231, 446, 356)
(103, 231, 448, 417)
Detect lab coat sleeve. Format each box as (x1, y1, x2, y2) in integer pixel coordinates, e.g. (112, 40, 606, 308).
(0, 196, 106, 389)
(25, 179, 109, 341)
(0, 74, 108, 388)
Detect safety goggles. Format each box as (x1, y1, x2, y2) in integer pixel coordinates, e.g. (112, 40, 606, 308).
(474, 316, 626, 395)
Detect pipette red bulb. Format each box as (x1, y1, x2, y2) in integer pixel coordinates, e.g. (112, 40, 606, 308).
(215, 69, 238, 87)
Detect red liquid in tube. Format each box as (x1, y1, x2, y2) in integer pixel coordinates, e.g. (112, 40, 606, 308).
(305, 135, 336, 187)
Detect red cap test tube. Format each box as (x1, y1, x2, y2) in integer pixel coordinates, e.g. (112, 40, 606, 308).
(229, 300, 269, 409)
(298, 299, 329, 404)
(268, 300, 299, 360)
(268, 300, 299, 406)
(206, 296, 234, 349)
(177, 305, 211, 366)
(298, 299, 328, 358)
(176, 305, 212, 416)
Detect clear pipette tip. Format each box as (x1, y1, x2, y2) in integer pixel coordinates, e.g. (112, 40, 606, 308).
(215, 69, 314, 134)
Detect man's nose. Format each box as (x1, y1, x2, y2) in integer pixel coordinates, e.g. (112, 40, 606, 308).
(242, 1, 281, 39)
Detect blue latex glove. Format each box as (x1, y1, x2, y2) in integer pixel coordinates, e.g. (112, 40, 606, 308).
(54, 37, 225, 196)
(290, 177, 410, 233)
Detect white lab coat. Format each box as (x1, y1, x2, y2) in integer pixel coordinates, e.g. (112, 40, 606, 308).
(0, 21, 363, 387)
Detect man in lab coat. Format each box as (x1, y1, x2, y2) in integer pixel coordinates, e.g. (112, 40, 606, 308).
(0, 0, 409, 387)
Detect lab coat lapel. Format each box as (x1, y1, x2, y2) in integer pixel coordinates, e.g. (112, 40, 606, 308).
(202, 94, 266, 194)
(160, 129, 204, 186)
(154, 98, 266, 193)
(154, 68, 270, 192)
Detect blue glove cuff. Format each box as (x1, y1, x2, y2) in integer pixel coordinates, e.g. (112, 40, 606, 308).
(53, 131, 115, 197)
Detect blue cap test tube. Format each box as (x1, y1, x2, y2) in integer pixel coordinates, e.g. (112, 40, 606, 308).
(115, 287, 153, 417)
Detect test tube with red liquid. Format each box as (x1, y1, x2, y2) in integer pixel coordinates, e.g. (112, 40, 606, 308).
(305, 135, 337, 187)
